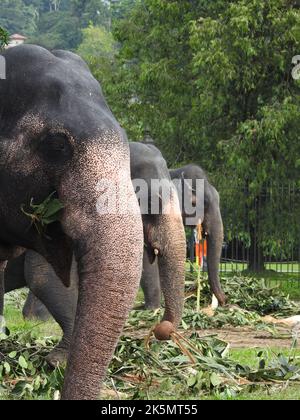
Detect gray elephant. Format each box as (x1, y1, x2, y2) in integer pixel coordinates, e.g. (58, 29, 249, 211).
(141, 164, 226, 309)
(2, 141, 186, 366)
(0, 45, 185, 399)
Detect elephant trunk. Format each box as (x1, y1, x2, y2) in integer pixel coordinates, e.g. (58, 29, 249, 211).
(205, 205, 226, 306)
(59, 143, 143, 400)
(144, 189, 186, 338)
(158, 216, 186, 328)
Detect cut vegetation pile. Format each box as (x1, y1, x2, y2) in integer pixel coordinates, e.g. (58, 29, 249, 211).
(1, 275, 300, 400)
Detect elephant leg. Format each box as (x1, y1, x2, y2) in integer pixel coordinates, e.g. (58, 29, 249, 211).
(140, 249, 161, 310)
(4, 253, 27, 292)
(22, 291, 51, 321)
(24, 250, 78, 366)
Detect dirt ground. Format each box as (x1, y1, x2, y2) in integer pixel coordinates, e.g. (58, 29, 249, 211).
(126, 325, 298, 349)
(196, 326, 298, 348)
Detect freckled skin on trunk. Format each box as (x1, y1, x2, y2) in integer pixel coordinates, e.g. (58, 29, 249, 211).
(62, 214, 143, 399)
(130, 142, 186, 333)
(59, 141, 143, 400)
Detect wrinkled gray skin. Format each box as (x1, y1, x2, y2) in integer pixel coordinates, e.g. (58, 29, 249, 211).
(131, 143, 186, 319)
(0, 44, 145, 399)
(140, 164, 226, 309)
(2, 142, 186, 367)
(2, 161, 225, 324)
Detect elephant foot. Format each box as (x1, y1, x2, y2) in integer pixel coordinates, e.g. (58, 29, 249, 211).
(45, 346, 69, 368)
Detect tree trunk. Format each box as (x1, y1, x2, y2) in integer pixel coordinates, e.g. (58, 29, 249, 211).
(248, 223, 265, 272)
(247, 192, 265, 272)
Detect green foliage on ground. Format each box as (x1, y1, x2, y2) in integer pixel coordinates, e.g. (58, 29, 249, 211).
(130, 273, 300, 331)
(1, 323, 300, 400)
(1, 274, 300, 400)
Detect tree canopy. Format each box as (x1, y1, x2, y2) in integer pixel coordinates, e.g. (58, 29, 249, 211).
(99, 0, 300, 267)
(0, 0, 299, 268)
(0, 0, 136, 50)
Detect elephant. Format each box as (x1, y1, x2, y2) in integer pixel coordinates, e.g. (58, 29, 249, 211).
(140, 164, 226, 309)
(1, 141, 186, 367)
(0, 45, 184, 399)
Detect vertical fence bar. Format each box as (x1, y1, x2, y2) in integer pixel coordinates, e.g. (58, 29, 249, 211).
(188, 182, 300, 288)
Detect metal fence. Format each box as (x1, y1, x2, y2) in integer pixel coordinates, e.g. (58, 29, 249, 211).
(187, 183, 300, 285)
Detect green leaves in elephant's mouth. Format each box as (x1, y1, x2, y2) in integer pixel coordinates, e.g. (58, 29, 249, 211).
(21, 192, 64, 238)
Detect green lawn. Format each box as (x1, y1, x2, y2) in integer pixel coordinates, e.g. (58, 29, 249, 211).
(206, 348, 300, 400)
(4, 300, 62, 339)
(186, 262, 300, 300)
(219, 262, 300, 274)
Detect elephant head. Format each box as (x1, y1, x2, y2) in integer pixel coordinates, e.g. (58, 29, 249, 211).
(0, 45, 144, 399)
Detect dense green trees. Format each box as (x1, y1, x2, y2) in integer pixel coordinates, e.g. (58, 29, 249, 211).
(190, 0, 300, 268)
(77, 24, 117, 86)
(29, 10, 82, 49)
(0, 0, 38, 36)
(0, 0, 134, 49)
(103, 0, 300, 269)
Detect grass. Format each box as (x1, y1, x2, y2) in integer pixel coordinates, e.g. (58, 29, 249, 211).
(207, 348, 300, 400)
(219, 262, 300, 274)
(229, 348, 300, 368)
(4, 300, 61, 339)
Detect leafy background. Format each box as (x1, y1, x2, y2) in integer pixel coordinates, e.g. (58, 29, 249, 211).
(1, 0, 299, 267)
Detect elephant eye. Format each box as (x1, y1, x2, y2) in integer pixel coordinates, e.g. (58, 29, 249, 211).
(37, 132, 73, 164)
